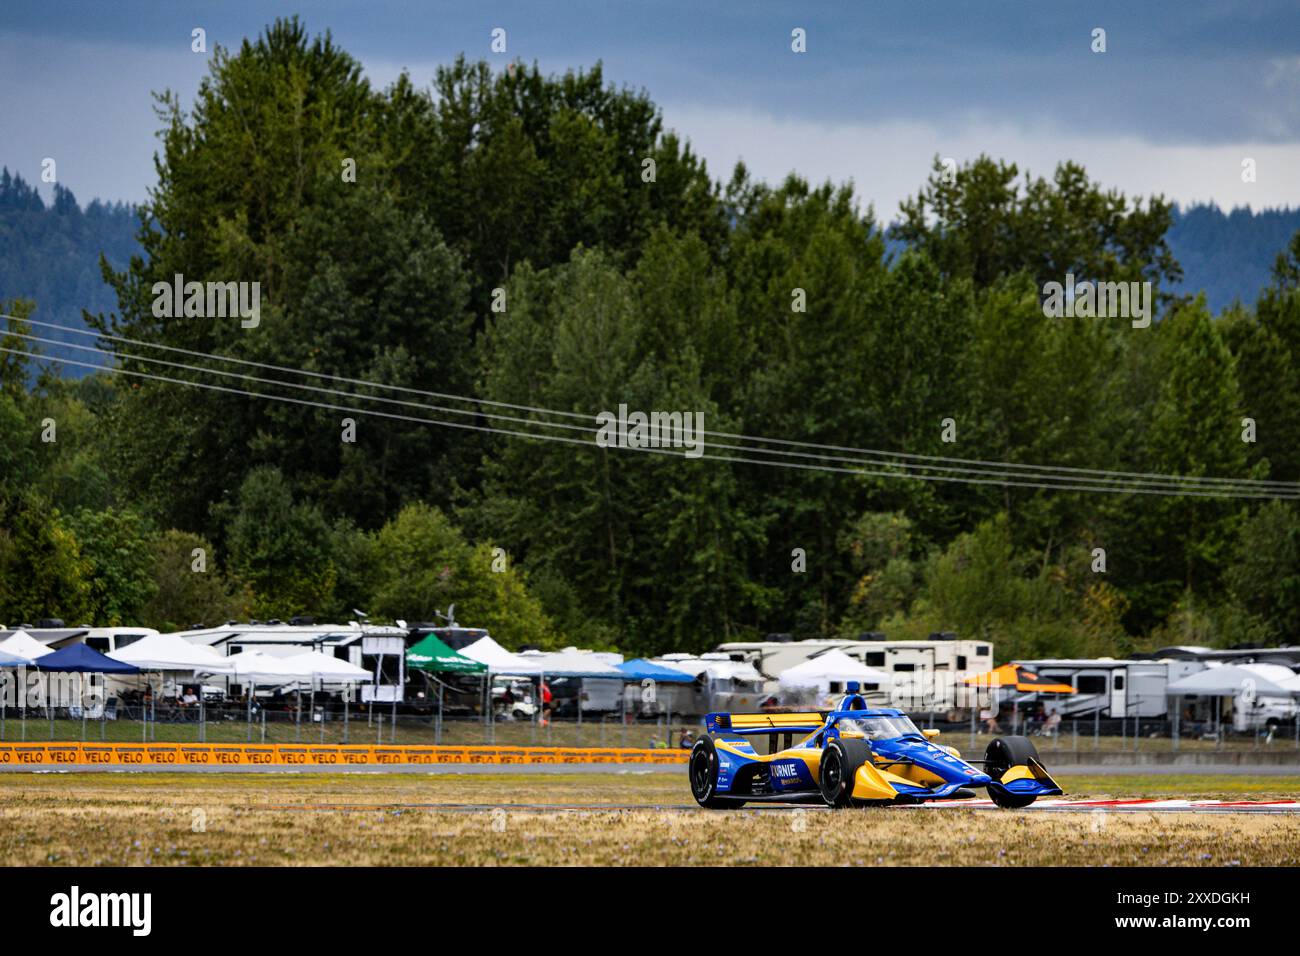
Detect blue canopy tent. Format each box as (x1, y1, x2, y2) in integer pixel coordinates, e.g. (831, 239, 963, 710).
(34, 643, 141, 740)
(0, 648, 32, 668)
(615, 659, 695, 683)
(615, 659, 696, 739)
(35, 644, 140, 674)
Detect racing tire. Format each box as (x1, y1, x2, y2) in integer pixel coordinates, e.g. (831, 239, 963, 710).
(689, 736, 745, 809)
(820, 737, 871, 808)
(985, 735, 1040, 809)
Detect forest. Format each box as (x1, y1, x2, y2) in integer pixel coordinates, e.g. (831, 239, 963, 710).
(2, 18, 1299, 661)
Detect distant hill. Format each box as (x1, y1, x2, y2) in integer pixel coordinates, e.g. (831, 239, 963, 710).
(0, 168, 139, 375)
(1, 167, 1297, 381)
(1166, 204, 1300, 313)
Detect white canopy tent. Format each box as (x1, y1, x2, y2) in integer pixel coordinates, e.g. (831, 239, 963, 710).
(108, 633, 235, 673)
(1165, 664, 1294, 698)
(1167, 663, 1299, 738)
(657, 655, 764, 683)
(777, 650, 893, 689)
(459, 635, 545, 674)
(210, 650, 315, 682)
(200, 651, 323, 743)
(282, 650, 372, 682)
(280, 651, 373, 744)
(514, 648, 625, 677)
(0, 630, 54, 660)
(102, 633, 237, 742)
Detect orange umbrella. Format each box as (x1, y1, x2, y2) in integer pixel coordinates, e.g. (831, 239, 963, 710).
(962, 663, 1076, 694)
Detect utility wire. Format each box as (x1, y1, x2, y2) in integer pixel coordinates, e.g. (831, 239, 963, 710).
(14, 329, 1290, 495)
(9, 315, 1294, 493)
(11, 328, 1292, 496)
(5, 343, 1297, 500)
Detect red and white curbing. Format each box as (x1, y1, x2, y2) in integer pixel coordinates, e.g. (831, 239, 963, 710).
(914, 797, 1300, 813)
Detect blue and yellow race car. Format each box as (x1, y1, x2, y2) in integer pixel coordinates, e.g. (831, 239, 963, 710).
(689, 694, 1062, 809)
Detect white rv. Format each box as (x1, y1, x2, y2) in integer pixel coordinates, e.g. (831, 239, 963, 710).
(1013, 658, 1206, 718)
(714, 637, 995, 716)
(175, 621, 408, 702)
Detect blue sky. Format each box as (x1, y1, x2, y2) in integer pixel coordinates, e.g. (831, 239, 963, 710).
(2, 1, 1298, 218)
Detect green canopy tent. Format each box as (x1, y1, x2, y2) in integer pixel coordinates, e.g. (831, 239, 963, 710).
(405, 634, 487, 743)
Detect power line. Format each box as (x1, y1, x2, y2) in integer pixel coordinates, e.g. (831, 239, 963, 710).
(10, 315, 1295, 494)
(5, 343, 1297, 500)
(14, 329, 1289, 495)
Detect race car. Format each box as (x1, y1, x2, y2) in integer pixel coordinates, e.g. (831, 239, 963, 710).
(689, 694, 1062, 809)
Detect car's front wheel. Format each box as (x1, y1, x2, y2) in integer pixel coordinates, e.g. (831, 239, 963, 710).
(820, 737, 870, 808)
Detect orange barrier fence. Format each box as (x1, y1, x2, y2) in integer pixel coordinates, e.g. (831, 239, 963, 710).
(0, 741, 691, 769)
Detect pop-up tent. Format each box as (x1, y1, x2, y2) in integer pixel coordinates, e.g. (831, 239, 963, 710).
(212, 650, 313, 682)
(283, 650, 372, 682)
(962, 663, 1076, 694)
(0, 647, 32, 668)
(458, 635, 543, 674)
(280, 650, 373, 742)
(778, 650, 893, 690)
(109, 633, 235, 673)
(34, 643, 142, 738)
(0, 630, 53, 661)
(616, 658, 695, 683)
(35, 643, 141, 674)
(515, 649, 624, 677)
(0, 635, 44, 734)
(1166, 664, 1294, 698)
(405, 634, 487, 674)
(406, 634, 488, 738)
(1167, 664, 1298, 737)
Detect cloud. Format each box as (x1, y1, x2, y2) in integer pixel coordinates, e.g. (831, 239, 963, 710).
(662, 105, 1300, 219)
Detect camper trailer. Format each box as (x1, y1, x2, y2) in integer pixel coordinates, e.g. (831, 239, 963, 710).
(176, 621, 409, 702)
(1013, 658, 1206, 718)
(714, 636, 994, 716)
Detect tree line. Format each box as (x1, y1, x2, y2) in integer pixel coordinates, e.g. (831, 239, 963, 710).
(2, 18, 1298, 660)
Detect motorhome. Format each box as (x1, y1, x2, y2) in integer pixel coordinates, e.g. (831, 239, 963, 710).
(714, 636, 995, 716)
(175, 620, 409, 703)
(1013, 658, 1206, 718)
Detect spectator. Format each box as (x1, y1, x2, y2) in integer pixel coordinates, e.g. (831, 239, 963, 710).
(981, 706, 1001, 734)
(678, 728, 695, 748)
(1042, 708, 1062, 738)
(539, 680, 553, 727)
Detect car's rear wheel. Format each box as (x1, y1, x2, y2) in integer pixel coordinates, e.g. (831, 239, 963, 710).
(820, 737, 870, 808)
(689, 736, 744, 808)
(985, 735, 1040, 809)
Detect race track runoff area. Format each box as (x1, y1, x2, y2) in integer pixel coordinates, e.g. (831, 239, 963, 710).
(1, 768, 1298, 865)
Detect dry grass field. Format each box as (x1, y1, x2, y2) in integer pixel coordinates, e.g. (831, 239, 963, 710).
(0, 771, 1297, 866)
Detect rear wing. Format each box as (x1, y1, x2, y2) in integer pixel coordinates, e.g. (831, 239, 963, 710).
(706, 712, 826, 735)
